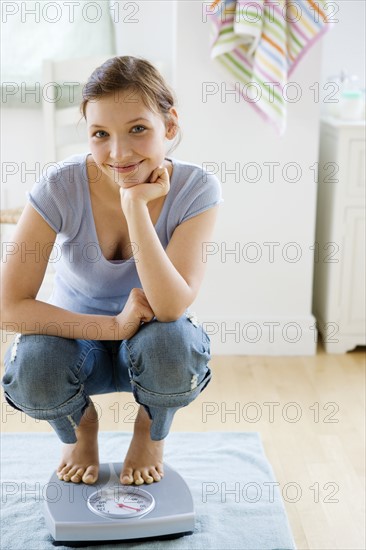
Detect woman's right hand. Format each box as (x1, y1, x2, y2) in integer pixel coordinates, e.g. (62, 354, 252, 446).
(113, 288, 155, 340)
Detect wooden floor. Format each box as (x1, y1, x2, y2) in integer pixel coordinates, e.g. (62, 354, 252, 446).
(1, 333, 365, 550)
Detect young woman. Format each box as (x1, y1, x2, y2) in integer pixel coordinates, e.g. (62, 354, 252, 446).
(1, 56, 222, 487)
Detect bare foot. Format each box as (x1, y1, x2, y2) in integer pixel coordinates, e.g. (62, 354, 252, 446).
(120, 405, 164, 485)
(57, 400, 99, 484)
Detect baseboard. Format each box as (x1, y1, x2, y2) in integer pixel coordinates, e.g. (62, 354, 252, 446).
(313, 310, 366, 354)
(200, 314, 318, 356)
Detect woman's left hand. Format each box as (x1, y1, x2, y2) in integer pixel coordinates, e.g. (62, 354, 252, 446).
(120, 165, 170, 210)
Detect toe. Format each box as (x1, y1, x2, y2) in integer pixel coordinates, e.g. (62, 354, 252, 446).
(121, 475, 133, 485)
(71, 468, 84, 483)
(149, 468, 161, 482)
(142, 469, 154, 484)
(58, 465, 71, 480)
(57, 462, 67, 475)
(64, 466, 79, 482)
(133, 471, 144, 485)
(57, 465, 68, 477)
(120, 467, 134, 485)
(82, 466, 98, 484)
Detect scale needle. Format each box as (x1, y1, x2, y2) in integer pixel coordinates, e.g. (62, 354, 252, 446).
(116, 503, 141, 511)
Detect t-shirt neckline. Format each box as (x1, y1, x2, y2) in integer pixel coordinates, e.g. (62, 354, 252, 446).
(81, 152, 175, 267)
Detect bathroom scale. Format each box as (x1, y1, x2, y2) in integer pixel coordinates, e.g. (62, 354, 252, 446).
(43, 462, 195, 546)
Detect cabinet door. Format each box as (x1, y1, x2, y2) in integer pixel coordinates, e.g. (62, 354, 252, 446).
(340, 208, 366, 335)
(347, 138, 365, 199)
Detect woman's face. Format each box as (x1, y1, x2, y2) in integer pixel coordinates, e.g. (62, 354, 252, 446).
(86, 89, 176, 189)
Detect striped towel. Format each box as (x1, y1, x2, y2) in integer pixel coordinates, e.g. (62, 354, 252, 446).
(207, 0, 333, 135)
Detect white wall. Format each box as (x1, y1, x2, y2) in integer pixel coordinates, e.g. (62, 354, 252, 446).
(158, 1, 323, 356)
(112, 0, 177, 88)
(321, 0, 365, 89)
(2, 1, 365, 355)
(1, 109, 44, 209)
(112, 1, 364, 355)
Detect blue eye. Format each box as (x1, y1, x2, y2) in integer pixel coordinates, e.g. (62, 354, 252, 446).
(131, 125, 146, 133)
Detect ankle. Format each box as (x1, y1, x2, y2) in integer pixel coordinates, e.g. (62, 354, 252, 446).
(81, 402, 98, 422)
(134, 406, 151, 429)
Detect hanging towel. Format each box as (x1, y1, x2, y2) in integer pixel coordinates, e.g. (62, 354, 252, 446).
(207, 0, 333, 135)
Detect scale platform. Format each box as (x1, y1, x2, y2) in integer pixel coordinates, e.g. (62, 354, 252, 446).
(43, 462, 195, 545)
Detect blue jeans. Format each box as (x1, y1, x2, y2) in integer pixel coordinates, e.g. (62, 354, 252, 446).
(1, 312, 211, 443)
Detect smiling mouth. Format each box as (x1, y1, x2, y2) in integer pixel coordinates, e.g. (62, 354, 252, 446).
(108, 161, 143, 172)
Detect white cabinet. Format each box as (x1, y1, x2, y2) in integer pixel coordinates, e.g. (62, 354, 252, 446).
(312, 117, 366, 353)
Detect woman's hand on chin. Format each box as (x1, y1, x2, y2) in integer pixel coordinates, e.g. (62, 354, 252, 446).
(119, 164, 170, 211)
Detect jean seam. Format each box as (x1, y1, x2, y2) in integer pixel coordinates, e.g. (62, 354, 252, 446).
(130, 368, 212, 399)
(74, 345, 109, 376)
(123, 341, 139, 374)
(112, 344, 121, 392)
(3, 384, 88, 417)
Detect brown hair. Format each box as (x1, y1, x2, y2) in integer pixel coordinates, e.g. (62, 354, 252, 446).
(80, 56, 181, 154)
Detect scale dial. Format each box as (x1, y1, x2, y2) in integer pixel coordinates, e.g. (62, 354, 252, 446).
(87, 485, 155, 520)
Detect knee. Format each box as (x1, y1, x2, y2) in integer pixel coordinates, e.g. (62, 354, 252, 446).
(2, 334, 78, 408)
(130, 316, 210, 366)
(125, 315, 211, 391)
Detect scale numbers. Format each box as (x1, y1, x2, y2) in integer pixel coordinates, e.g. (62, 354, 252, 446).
(87, 486, 155, 520)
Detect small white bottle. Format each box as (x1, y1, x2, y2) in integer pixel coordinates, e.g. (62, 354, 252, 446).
(324, 70, 347, 118)
(339, 75, 364, 120)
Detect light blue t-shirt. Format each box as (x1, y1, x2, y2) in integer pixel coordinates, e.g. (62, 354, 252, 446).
(27, 152, 223, 316)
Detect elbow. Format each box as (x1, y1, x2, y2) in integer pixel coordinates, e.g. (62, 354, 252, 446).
(154, 307, 187, 324)
(154, 313, 184, 323)
(152, 290, 195, 323)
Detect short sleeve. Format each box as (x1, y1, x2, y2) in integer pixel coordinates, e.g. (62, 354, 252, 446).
(26, 165, 75, 234)
(178, 170, 223, 225)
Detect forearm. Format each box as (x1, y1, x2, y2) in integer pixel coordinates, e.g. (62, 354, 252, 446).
(124, 200, 192, 321)
(1, 298, 121, 340)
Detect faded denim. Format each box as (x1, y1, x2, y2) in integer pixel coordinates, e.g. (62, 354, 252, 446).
(1, 312, 211, 443)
